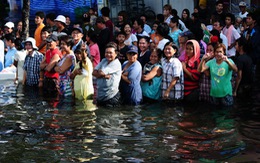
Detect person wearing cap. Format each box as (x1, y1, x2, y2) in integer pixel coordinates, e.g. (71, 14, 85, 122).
(4, 21, 14, 35)
(71, 27, 84, 53)
(238, 1, 248, 19)
(53, 15, 69, 37)
(93, 42, 122, 107)
(40, 34, 62, 95)
(121, 45, 142, 105)
(34, 11, 45, 54)
(22, 37, 44, 87)
(161, 42, 184, 101)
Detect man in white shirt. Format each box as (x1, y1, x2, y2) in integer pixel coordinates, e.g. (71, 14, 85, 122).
(238, 1, 248, 19)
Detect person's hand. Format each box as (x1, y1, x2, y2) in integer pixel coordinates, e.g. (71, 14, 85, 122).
(222, 55, 228, 62)
(38, 81, 43, 87)
(181, 62, 186, 69)
(81, 42, 87, 51)
(122, 71, 128, 76)
(76, 68, 82, 75)
(233, 91, 237, 97)
(163, 90, 170, 99)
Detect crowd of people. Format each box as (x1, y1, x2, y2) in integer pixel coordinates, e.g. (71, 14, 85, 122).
(0, 0, 259, 107)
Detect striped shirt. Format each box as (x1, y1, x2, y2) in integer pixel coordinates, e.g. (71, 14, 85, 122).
(161, 57, 184, 100)
(184, 60, 201, 96)
(23, 51, 44, 86)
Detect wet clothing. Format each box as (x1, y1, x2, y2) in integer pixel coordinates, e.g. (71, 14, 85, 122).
(121, 61, 142, 105)
(141, 62, 162, 100)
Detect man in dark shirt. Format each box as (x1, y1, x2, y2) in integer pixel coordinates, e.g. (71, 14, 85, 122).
(211, 0, 226, 24)
(96, 17, 111, 59)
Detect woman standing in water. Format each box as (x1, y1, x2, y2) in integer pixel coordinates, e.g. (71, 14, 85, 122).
(198, 43, 237, 106)
(161, 42, 184, 101)
(54, 35, 76, 97)
(121, 45, 142, 105)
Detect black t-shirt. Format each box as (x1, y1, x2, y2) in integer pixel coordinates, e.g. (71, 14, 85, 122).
(236, 54, 253, 85)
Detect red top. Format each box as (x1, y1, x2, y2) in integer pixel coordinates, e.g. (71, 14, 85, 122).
(44, 48, 62, 79)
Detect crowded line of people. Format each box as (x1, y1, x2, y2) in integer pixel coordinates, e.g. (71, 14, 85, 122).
(0, 0, 259, 107)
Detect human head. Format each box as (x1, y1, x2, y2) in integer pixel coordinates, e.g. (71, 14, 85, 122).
(118, 10, 127, 23)
(133, 18, 144, 31)
(71, 27, 83, 42)
(140, 14, 148, 24)
(55, 15, 66, 27)
(46, 34, 58, 50)
(116, 31, 126, 43)
(16, 21, 23, 31)
(171, 9, 179, 18)
(35, 11, 45, 25)
(235, 36, 248, 53)
(185, 39, 200, 66)
(46, 13, 56, 24)
(163, 4, 172, 17)
(182, 8, 190, 19)
(246, 12, 257, 28)
(4, 21, 14, 34)
(213, 19, 225, 31)
(215, 0, 224, 12)
(65, 15, 71, 26)
(23, 37, 38, 51)
(156, 14, 164, 23)
(239, 1, 247, 12)
(126, 45, 138, 63)
(101, 7, 110, 17)
(150, 48, 162, 64)
(163, 42, 178, 59)
(4, 33, 15, 47)
(86, 32, 98, 43)
(178, 30, 194, 44)
(105, 42, 119, 63)
(14, 38, 23, 50)
(169, 16, 179, 28)
(138, 36, 150, 52)
(214, 43, 226, 60)
(225, 13, 235, 26)
(123, 23, 132, 35)
(156, 23, 169, 38)
(152, 20, 160, 31)
(59, 35, 74, 51)
(206, 43, 215, 56)
(95, 17, 106, 30)
(41, 26, 52, 41)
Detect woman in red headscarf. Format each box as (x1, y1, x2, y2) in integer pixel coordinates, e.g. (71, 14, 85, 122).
(182, 39, 201, 103)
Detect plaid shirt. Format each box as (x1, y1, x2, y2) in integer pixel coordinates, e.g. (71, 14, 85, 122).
(161, 57, 184, 100)
(23, 51, 44, 86)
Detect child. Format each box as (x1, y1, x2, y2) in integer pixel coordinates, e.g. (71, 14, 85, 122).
(70, 49, 94, 100)
(116, 31, 128, 64)
(38, 26, 52, 55)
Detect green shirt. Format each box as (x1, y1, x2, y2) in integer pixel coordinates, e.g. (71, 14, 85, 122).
(206, 58, 234, 97)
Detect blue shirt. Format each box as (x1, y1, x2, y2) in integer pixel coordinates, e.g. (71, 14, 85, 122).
(5, 47, 17, 68)
(23, 51, 44, 86)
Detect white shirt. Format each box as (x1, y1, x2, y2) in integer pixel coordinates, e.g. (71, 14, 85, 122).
(157, 38, 169, 51)
(239, 11, 248, 19)
(220, 32, 228, 55)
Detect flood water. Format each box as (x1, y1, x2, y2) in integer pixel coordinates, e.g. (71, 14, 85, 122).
(0, 79, 259, 162)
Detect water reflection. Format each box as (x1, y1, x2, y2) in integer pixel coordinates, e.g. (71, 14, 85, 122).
(0, 82, 259, 162)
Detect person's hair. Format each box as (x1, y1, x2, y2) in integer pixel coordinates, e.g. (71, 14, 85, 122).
(214, 19, 225, 27)
(156, 14, 164, 23)
(117, 30, 126, 37)
(123, 22, 133, 30)
(87, 32, 98, 43)
(138, 36, 150, 44)
(105, 42, 119, 55)
(182, 8, 190, 19)
(207, 42, 216, 51)
(135, 18, 144, 29)
(191, 12, 199, 19)
(140, 14, 147, 21)
(170, 16, 179, 26)
(225, 13, 235, 24)
(4, 33, 15, 43)
(46, 13, 56, 21)
(214, 43, 226, 55)
(247, 12, 257, 21)
(163, 4, 172, 13)
(35, 11, 45, 19)
(163, 42, 178, 56)
(14, 38, 23, 50)
(95, 16, 105, 24)
(41, 26, 52, 34)
(151, 48, 163, 59)
(101, 7, 110, 17)
(171, 9, 179, 19)
(118, 10, 128, 22)
(156, 23, 170, 37)
(59, 35, 74, 48)
(210, 29, 222, 43)
(215, 0, 224, 6)
(186, 41, 194, 48)
(236, 36, 249, 53)
(74, 49, 81, 55)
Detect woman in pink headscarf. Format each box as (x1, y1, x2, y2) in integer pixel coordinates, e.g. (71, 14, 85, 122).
(182, 39, 201, 102)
